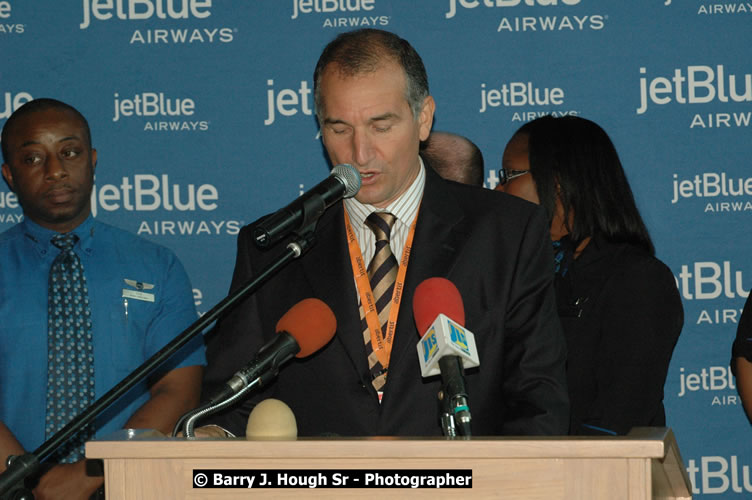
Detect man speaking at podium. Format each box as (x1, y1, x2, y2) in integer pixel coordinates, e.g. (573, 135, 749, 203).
(202, 28, 568, 437)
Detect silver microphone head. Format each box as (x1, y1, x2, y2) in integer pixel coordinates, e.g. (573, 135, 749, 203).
(331, 163, 361, 198)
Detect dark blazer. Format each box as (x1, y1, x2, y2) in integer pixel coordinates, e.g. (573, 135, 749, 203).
(555, 237, 683, 435)
(202, 166, 569, 437)
(732, 293, 752, 371)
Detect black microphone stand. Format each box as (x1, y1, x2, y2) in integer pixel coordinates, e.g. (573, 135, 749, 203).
(0, 224, 319, 499)
(438, 356, 472, 438)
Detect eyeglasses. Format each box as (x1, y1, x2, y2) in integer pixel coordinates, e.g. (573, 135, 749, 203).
(498, 167, 530, 186)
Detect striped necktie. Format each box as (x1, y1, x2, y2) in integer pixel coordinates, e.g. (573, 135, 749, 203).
(46, 233, 95, 463)
(362, 212, 398, 391)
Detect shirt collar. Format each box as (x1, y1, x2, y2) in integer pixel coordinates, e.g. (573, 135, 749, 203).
(21, 214, 96, 252)
(344, 158, 426, 229)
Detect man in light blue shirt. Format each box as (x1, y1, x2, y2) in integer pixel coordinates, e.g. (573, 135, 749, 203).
(0, 98, 205, 499)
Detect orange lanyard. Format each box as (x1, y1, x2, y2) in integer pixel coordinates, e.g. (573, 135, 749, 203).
(344, 207, 418, 369)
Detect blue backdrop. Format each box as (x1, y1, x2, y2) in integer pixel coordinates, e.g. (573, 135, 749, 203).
(1, 1, 751, 496)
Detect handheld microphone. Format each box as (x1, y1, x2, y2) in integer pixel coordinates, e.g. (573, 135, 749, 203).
(253, 163, 361, 248)
(210, 298, 337, 403)
(413, 278, 479, 437)
(245, 399, 298, 439)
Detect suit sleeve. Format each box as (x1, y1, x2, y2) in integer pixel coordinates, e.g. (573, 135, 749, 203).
(500, 208, 570, 435)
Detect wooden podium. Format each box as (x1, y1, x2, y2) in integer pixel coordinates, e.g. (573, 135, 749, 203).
(86, 427, 692, 499)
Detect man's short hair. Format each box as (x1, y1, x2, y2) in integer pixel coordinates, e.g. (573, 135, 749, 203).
(313, 28, 429, 121)
(1, 98, 92, 163)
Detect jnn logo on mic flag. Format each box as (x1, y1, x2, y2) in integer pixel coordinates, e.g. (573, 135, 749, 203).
(418, 314, 479, 378)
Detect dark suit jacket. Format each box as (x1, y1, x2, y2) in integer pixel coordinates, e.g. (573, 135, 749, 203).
(202, 166, 569, 436)
(732, 293, 752, 371)
(555, 236, 683, 435)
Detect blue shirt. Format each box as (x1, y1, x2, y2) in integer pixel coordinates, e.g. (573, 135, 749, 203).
(0, 215, 205, 453)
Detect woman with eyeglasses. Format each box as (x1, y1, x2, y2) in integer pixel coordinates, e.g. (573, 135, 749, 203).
(496, 115, 683, 436)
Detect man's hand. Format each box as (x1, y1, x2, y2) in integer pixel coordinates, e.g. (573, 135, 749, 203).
(124, 365, 203, 435)
(177, 424, 232, 438)
(33, 460, 102, 500)
(0, 421, 26, 474)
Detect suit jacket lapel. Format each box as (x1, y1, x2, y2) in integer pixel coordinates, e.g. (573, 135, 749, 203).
(386, 167, 466, 386)
(299, 202, 372, 385)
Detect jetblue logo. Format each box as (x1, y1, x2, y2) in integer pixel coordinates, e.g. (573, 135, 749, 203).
(446, 0, 582, 19)
(421, 328, 439, 363)
(674, 261, 749, 300)
(79, 0, 234, 45)
(687, 455, 752, 495)
(671, 173, 752, 214)
(677, 366, 736, 397)
(111, 92, 209, 131)
(90, 174, 219, 217)
(80, 0, 213, 29)
(113, 92, 195, 121)
(637, 65, 752, 115)
(672, 172, 752, 204)
(479, 82, 565, 113)
(290, 0, 389, 29)
(265, 79, 313, 126)
(291, 0, 376, 19)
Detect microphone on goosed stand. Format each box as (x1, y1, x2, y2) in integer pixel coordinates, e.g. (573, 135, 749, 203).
(179, 299, 336, 437)
(208, 298, 337, 404)
(413, 278, 479, 437)
(252, 163, 361, 249)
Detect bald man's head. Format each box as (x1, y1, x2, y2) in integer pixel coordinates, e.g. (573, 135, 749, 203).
(421, 131, 484, 186)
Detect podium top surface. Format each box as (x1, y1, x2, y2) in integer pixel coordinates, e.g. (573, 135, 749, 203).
(86, 427, 679, 461)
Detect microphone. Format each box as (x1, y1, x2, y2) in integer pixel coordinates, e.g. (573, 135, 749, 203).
(413, 278, 479, 437)
(245, 399, 298, 439)
(210, 298, 337, 403)
(253, 163, 361, 248)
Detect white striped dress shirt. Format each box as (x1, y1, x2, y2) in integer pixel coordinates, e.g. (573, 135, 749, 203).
(343, 159, 426, 265)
